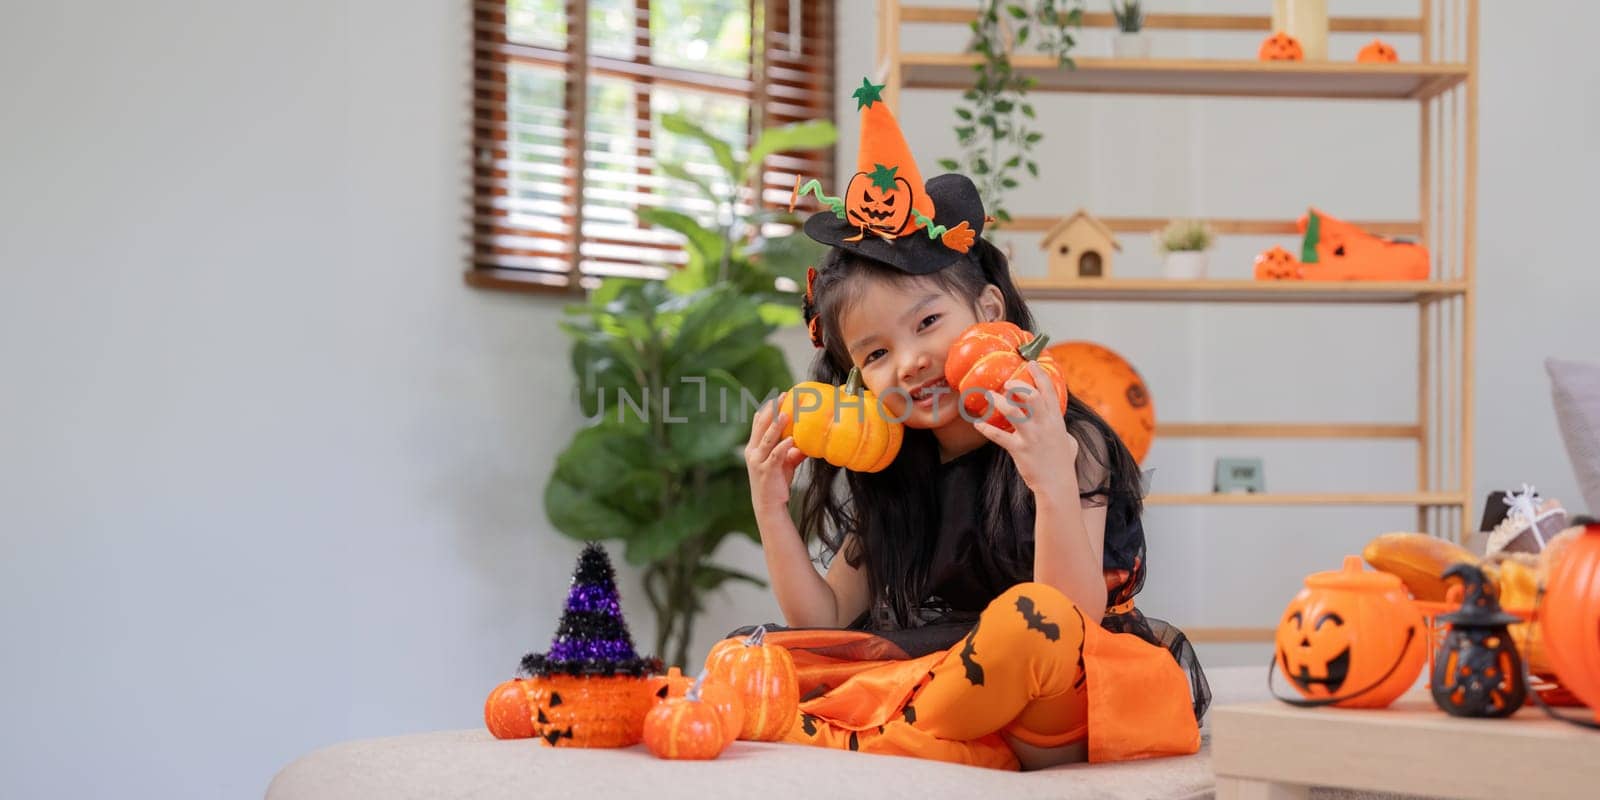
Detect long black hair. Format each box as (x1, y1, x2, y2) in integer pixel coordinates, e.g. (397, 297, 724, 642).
(798, 237, 1147, 629)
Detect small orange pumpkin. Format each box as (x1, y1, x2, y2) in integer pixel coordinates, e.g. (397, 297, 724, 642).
(651, 667, 744, 748)
(844, 167, 917, 238)
(1253, 246, 1302, 280)
(1537, 523, 1600, 723)
(484, 678, 538, 739)
(944, 322, 1068, 433)
(780, 367, 903, 472)
(706, 626, 800, 741)
(1274, 556, 1427, 709)
(1357, 39, 1399, 63)
(643, 673, 728, 760)
(1258, 32, 1304, 62)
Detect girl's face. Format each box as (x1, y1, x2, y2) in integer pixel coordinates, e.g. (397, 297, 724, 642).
(836, 277, 1003, 430)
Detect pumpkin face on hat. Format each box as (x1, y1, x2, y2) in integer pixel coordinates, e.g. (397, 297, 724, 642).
(1259, 32, 1304, 62)
(1358, 39, 1399, 63)
(1274, 556, 1427, 709)
(845, 166, 917, 237)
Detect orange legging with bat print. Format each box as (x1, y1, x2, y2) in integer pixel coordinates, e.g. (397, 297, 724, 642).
(709, 582, 1199, 770)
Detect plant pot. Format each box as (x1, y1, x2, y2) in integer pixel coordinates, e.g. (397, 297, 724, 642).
(1112, 32, 1150, 59)
(1162, 251, 1208, 280)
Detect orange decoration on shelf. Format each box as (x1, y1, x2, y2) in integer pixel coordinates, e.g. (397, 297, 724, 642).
(484, 678, 538, 739)
(706, 626, 800, 741)
(1258, 32, 1304, 61)
(643, 674, 731, 760)
(1297, 209, 1430, 281)
(945, 322, 1069, 434)
(1045, 341, 1155, 465)
(1274, 556, 1428, 709)
(1357, 39, 1399, 63)
(1537, 523, 1600, 723)
(1253, 246, 1302, 280)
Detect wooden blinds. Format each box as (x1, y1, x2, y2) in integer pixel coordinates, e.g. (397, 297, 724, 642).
(469, 0, 836, 292)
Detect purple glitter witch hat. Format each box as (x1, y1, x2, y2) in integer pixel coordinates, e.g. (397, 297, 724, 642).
(521, 543, 662, 678)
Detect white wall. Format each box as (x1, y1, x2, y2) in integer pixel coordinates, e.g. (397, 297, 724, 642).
(1, 0, 1596, 798)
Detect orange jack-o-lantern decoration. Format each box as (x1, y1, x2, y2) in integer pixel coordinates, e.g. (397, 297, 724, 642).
(705, 626, 799, 741)
(1253, 246, 1302, 280)
(484, 678, 538, 739)
(1045, 341, 1155, 464)
(1538, 523, 1600, 724)
(1357, 39, 1399, 63)
(1258, 32, 1304, 62)
(845, 166, 917, 237)
(1273, 556, 1428, 709)
(651, 667, 744, 748)
(643, 674, 729, 760)
(525, 675, 655, 748)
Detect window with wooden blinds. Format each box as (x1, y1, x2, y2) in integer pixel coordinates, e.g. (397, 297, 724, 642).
(468, 0, 836, 293)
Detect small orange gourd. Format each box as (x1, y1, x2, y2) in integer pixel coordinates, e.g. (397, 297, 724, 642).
(781, 367, 903, 472)
(643, 673, 728, 760)
(944, 322, 1068, 433)
(651, 667, 745, 748)
(706, 626, 800, 741)
(483, 678, 538, 739)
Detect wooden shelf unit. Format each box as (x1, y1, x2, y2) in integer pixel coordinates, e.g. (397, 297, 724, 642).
(877, 2, 1479, 645)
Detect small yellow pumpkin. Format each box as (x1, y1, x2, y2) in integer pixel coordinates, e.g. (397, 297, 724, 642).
(780, 367, 902, 473)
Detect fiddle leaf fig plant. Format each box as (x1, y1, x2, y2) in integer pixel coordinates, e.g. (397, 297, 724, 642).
(545, 114, 835, 668)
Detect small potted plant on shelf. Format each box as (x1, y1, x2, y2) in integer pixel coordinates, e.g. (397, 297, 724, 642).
(1111, 0, 1148, 58)
(1155, 218, 1214, 279)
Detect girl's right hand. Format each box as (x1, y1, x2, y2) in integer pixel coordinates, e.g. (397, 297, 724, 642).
(745, 393, 808, 516)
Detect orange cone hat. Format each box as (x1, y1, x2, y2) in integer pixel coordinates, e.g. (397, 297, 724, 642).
(844, 77, 935, 240)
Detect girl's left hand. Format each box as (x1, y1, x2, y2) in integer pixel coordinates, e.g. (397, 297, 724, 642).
(973, 363, 1079, 497)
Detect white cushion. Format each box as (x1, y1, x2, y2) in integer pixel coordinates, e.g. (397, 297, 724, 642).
(1547, 357, 1600, 515)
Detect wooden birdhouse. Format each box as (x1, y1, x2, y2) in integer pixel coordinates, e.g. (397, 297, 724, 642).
(1040, 209, 1121, 280)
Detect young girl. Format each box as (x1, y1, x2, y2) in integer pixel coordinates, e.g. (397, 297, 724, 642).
(726, 79, 1209, 770)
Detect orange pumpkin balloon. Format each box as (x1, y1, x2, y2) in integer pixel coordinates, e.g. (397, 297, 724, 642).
(484, 678, 537, 739)
(706, 626, 799, 741)
(643, 676, 728, 760)
(1537, 523, 1600, 723)
(1045, 341, 1155, 464)
(1274, 556, 1428, 709)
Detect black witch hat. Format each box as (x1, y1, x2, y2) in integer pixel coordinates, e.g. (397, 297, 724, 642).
(521, 543, 662, 678)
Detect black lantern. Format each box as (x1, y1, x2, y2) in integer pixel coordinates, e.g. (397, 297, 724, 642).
(1430, 563, 1527, 718)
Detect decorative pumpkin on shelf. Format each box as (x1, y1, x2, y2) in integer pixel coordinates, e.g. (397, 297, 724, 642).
(1430, 563, 1527, 718)
(1272, 556, 1428, 709)
(1045, 340, 1155, 464)
(781, 366, 903, 472)
(643, 672, 730, 760)
(1537, 522, 1600, 724)
(484, 678, 538, 740)
(944, 322, 1068, 434)
(706, 626, 800, 741)
(1258, 32, 1305, 61)
(651, 667, 744, 748)
(1253, 246, 1302, 280)
(1357, 39, 1399, 63)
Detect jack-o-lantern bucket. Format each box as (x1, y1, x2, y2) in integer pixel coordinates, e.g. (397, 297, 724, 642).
(1538, 523, 1600, 723)
(1273, 555, 1428, 709)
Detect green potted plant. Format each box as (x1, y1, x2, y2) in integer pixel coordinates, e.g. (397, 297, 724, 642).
(544, 113, 835, 669)
(1155, 218, 1215, 279)
(1111, 0, 1148, 58)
